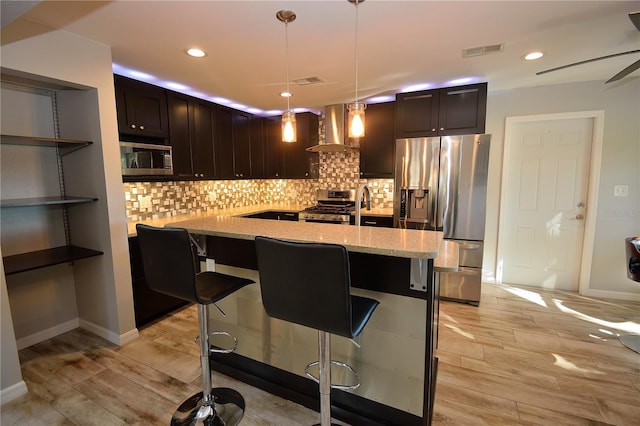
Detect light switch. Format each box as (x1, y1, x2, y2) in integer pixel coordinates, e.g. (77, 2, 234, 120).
(613, 185, 629, 197)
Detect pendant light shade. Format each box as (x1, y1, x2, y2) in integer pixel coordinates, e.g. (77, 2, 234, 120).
(347, 0, 365, 139)
(277, 10, 297, 143)
(282, 111, 296, 143)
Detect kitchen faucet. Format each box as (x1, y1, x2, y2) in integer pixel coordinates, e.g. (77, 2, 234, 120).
(355, 184, 371, 226)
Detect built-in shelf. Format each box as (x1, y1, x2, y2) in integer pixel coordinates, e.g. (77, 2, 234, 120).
(1, 196, 98, 208)
(0, 134, 93, 156)
(3, 246, 104, 276)
(1, 133, 101, 275)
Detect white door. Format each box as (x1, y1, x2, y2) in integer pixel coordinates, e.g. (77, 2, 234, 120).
(499, 117, 593, 290)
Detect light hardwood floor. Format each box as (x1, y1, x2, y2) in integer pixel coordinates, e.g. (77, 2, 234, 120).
(2, 282, 639, 425)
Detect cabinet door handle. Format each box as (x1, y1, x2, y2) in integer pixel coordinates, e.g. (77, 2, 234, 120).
(130, 124, 136, 129)
(364, 221, 377, 225)
(431, 128, 436, 132)
(139, 125, 145, 130)
(440, 127, 444, 131)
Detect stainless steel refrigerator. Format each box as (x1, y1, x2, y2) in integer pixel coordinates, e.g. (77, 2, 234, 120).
(393, 135, 490, 305)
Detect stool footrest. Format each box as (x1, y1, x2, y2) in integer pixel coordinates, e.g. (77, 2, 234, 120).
(305, 360, 361, 391)
(208, 331, 238, 354)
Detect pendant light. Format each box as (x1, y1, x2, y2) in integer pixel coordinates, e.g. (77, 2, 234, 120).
(347, 0, 366, 139)
(277, 10, 297, 143)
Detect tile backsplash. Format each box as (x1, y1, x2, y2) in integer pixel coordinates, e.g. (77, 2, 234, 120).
(124, 119, 394, 221)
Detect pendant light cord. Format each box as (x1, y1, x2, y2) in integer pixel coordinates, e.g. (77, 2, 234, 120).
(285, 20, 291, 112)
(354, 0, 359, 104)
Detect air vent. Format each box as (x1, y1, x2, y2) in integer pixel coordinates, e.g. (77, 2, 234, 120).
(294, 76, 323, 86)
(463, 44, 504, 58)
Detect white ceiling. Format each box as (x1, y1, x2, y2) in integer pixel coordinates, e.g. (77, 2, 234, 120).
(3, 1, 639, 115)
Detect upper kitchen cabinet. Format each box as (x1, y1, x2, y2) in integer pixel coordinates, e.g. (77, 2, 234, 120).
(231, 110, 252, 179)
(250, 117, 266, 178)
(395, 82, 487, 138)
(114, 75, 169, 140)
(264, 116, 284, 178)
(168, 93, 216, 179)
(214, 106, 235, 179)
(359, 101, 395, 178)
(282, 112, 319, 179)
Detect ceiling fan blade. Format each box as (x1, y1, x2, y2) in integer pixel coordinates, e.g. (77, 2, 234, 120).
(536, 50, 640, 76)
(606, 58, 640, 83)
(630, 11, 640, 32)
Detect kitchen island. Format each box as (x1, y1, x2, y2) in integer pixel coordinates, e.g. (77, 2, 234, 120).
(162, 215, 451, 426)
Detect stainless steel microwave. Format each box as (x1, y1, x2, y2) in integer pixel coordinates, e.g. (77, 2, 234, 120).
(120, 141, 173, 176)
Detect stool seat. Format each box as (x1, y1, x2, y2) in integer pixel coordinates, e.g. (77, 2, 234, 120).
(255, 236, 379, 426)
(195, 272, 255, 305)
(136, 224, 254, 426)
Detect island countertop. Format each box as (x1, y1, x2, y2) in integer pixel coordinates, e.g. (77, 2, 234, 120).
(167, 215, 443, 259)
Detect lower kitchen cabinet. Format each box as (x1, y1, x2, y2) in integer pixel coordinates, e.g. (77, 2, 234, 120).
(245, 211, 299, 221)
(351, 215, 394, 227)
(129, 236, 188, 327)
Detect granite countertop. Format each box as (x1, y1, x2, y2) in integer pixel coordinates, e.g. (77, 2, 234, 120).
(168, 215, 443, 259)
(434, 240, 459, 272)
(128, 203, 449, 262)
(127, 203, 310, 237)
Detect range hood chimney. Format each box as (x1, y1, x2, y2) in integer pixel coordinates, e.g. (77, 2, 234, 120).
(306, 104, 358, 153)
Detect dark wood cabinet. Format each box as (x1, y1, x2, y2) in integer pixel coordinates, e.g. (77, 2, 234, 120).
(250, 117, 266, 178)
(114, 75, 169, 140)
(396, 82, 487, 138)
(282, 112, 319, 179)
(349, 214, 394, 227)
(264, 117, 284, 178)
(214, 106, 260, 180)
(231, 110, 251, 178)
(168, 93, 216, 179)
(359, 101, 395, 178)
(245, 211, 298, 221)
(129, 236, 187, 327)
(214, 106, 235, 179)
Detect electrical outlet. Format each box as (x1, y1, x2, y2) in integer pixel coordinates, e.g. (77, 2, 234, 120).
(140, 195, 152, 208)
(206, 258, 216, 272)
(613, 185, 629, 197)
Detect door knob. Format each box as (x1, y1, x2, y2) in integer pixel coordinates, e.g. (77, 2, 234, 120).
(577, 202, 585, 208)
(576, 213, 585, 220)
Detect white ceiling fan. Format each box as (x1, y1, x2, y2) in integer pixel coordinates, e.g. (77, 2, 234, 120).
(537, 11, 640, 83)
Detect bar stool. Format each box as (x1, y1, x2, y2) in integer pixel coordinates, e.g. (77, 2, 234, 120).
(254, 236, 379, 426)
(136, 224, 254, 426)
(621, 236, 640, 353)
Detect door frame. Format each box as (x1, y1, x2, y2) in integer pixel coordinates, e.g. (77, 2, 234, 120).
(496, 110, 605, 294)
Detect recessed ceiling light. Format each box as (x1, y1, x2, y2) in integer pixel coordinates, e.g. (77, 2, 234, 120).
(524, 51, 544, 61)
(186, 48, 207, 58)
(280, 91, 292, 98)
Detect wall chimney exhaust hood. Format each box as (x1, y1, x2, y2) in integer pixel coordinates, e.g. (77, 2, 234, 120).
(306, 104, 358, 153)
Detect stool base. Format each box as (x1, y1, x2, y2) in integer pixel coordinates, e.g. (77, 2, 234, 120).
(620, 334, 640, 353)
(171, 388, 245, 426)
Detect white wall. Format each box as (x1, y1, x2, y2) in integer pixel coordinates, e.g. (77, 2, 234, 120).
(484, 79, 640, 299)
(1, 25, 137, 397)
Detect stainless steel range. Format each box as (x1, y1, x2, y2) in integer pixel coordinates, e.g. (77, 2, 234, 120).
(299, 189, 356, 224)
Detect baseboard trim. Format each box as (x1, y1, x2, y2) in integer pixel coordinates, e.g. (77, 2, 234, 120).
(79, 319, 139, 346)
(15, 318, 139, 350)
(582, 288, 640, 302)
(0, 380, 28, 405)
(16, 318, 79, 350)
